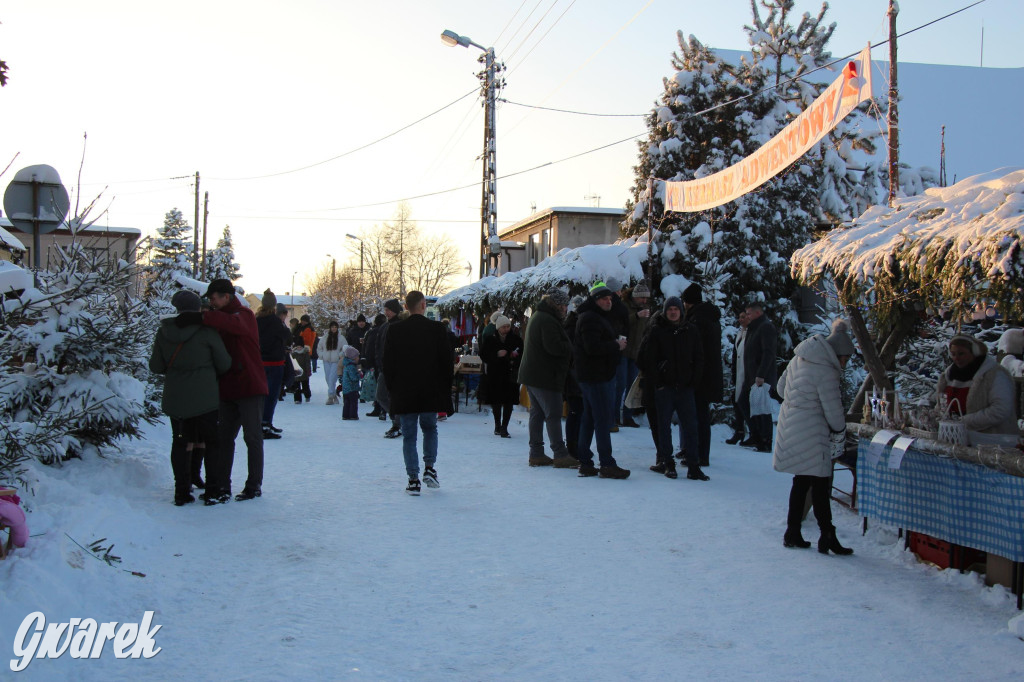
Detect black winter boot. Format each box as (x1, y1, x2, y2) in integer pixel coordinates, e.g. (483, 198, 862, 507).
(818, 527, 853, 555)
(783, 529, 811, 548)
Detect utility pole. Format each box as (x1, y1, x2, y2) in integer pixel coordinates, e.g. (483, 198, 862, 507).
(201, 191, 209, 279)
(193, 171, 200, 276)
(887, 1, 899, 206)
(479, 47, 501, 278)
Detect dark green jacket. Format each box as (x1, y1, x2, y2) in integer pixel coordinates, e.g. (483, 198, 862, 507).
(518, 299, 572, 392)
(149, 317, 232, 419)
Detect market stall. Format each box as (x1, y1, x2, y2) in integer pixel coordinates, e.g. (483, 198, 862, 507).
(791, 169, 1024, 607)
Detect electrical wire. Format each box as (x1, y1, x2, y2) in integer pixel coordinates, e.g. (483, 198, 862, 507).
(499, 98, 646, 117)
(498, 0, 546, 57)
(503, 0, 562, 66)
(504, 0, 577, 75)
(492, 0, 530, 48)
(206, 88, 478, 182)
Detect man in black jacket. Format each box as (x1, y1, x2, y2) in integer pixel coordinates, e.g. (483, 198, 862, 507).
(682, 283, 722, 467)
(741, 302, 779, 452)
(639, 296, 708, 481)
(572, 282, 630, 479)
(383, 291, 454, 495)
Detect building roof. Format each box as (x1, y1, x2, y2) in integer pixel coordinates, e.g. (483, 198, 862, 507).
(499, 206, 626, 237)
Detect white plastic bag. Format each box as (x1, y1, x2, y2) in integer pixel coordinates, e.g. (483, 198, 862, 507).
(749, 383, 772, 416)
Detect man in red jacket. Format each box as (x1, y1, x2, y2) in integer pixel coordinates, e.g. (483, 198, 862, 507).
(203, 279, 269, 503)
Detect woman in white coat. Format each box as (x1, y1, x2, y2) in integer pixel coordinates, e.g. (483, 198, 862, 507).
(936, 334, 1017, 434)
(774, 319, 855, 555)
(320, 321, 344, 405)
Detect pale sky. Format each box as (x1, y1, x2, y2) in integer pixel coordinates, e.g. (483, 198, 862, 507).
(1, 0, 1021, 296)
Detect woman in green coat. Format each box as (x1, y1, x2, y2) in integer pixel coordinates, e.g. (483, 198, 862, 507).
(149, 291, 232, 506)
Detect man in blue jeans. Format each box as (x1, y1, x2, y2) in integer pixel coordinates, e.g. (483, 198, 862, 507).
(383, 290, 455, 495)
(572, 282, 630, 479)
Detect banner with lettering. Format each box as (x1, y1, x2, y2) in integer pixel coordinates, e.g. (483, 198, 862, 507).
(663, 45, 873, 213)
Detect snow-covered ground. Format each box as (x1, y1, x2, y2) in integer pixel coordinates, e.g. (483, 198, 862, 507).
(2, 374, 1022, 681)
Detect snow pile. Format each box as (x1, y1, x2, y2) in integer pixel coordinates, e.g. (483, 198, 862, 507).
(436, 235, 651, 311)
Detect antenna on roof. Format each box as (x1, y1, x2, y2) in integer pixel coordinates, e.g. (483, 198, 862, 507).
(584, 193, 601, 208)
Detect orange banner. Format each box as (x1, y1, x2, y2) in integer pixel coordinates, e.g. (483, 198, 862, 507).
(664, 46, 873, 213)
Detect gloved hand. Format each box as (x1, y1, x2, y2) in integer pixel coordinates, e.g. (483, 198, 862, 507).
(175, 312, 204, 328)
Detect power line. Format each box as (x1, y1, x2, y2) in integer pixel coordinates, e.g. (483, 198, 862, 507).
(505, 0, 578, 75)
(206, 88, 478, 182)
(492, 0, 530, 48)
(500, 98, 646, 117)
(498, 0, 546, 57)
(503, 0, 562, 65)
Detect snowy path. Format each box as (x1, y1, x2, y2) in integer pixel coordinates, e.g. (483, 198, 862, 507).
(2, 374, 1022, 681)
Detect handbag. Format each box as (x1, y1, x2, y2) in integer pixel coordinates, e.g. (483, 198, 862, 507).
(829, 429, 847, 460)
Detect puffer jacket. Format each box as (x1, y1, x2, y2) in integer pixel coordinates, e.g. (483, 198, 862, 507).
(772, 335, 847, 477)
(936, 356, 1018, 434)
(149, 316, 232, 418)
(320, 330, 344, 367)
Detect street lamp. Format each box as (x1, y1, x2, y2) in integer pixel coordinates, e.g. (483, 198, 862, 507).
(291, 271, 297, 298)
(441, 28, 502, 279)
(345, 234, 364, 278)
(326, 253, 336, 282)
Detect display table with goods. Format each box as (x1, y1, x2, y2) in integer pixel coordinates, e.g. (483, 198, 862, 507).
(850, 422, 1024, 608)
(451, 355, 482, 412)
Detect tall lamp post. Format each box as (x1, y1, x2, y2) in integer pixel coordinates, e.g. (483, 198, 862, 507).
(290, 271, 297, 298)
(345, 233, 364, 279)
(441, 28, 502, 279)
(326, 253, 336, 283)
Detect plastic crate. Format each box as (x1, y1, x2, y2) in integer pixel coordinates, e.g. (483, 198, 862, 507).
(907, 531, 985, 571)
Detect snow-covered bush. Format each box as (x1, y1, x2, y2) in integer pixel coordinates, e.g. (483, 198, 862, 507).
(0, 245, 160, 483)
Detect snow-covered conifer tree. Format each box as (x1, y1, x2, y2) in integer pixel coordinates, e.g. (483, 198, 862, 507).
(205, 225, 242, 283)
(145, 208, 194, 300)
(0, 244, 160, 483)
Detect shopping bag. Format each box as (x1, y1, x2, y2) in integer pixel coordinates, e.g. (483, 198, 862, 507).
(624, 375, 644, 409)
(749, 383, 773, 416)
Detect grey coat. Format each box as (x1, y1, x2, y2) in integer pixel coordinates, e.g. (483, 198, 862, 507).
(772, 335, 846, 477)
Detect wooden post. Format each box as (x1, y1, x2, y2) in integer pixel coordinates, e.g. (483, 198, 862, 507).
(846, 305, 891, 393)
(887, 1, 899, 206)
(193, 171, 200, 276)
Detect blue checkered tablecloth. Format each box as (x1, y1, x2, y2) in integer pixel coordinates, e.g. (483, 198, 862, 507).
(857, 439, 1024, 561)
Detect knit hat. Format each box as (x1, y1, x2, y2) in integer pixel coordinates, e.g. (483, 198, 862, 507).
(356, 313, 366, 323)
(203, 278, 235, 297)
(384, 299, 402, 315)
(663, 296, 683, 314)
(344, 345, 359, 360)
(494, 315, 511, 330)
(825, 319, 857, 357)
(569, 295, 585, 312)
(490, 310, 503, 324)
(632, 282, 651, 298)
(543, 288, 570, 307)
(171, 290, 201, 313)
(373, 313, 387, 326)
(275, 303, 289, 317)
(589, 281, 613, 299)
(261, 288, 277, 310)
(682, 282, 703, 305)
(605, 277, 623, 293)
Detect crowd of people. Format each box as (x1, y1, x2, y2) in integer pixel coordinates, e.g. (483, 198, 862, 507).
(148, 275, 1017, 554)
